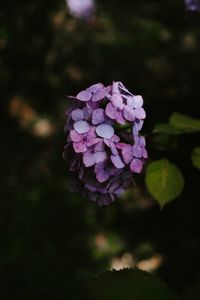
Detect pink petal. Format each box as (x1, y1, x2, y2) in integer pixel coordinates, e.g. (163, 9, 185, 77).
(70, 130, 83, 142)
(111, 155, 125, 169)
(116, 111, 126, 125)
(83, 151, 96, 167)
(123, 105, 135, 121)
(73, 120, 90, 134)
(116, 143, 128, 150)
(71, 109, 84, 121)
(111, 94, 123, 108)
(96, 123, 114, 139)
(92, 108, 105, 125)
(105, 103, 117, 119)
(122, 145, 133, 164)
(87, 137, 100, 147)
(111, 134, 120, 143)
(87, 126, 97, 139)
(73, 140, 87, 153)
(130, 158, 143, 173)
(76, 90, 92, 101)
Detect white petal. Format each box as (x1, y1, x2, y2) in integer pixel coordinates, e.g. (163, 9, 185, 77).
(96, 123, 114, 139)
(133, 95, 143, 108)
(71, 109, 84, 121)
(73, 120, 90, 134)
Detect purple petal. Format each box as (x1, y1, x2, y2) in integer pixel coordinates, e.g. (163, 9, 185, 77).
(139, 136, 146, 147)
(94, 151, 107, 164)
(130, 158, 143, 173)
(71, 109, 84, 121)
(73, 120, 90, 134)
(83, 151, 96, 167)
(92, 108, 105, 125)
(73, 140, 87, 153)
(111, 155, 125, 169)
(85, 183, 97, 192)
(87, 83, 104, 93)
(94, 140, 105, 151)
(112, 81, 120, 94)
(76, 90, 92, 101)
(132, 145, 143, 158)
(70, 130, 83, 142)
(96, 169, 109, 183)
(111, 94, 123, 108)
(134, 107, 146, 119)
(83, 106, 93, 120)
(92, 88, 106, 102)
(133, 95, 143, 108)
(123, 105, 135, 121)
(122, 145, 133, 164)
(96, 123, 114, 139)
(132, 119, 144, 135)
(143, 148, 148, 159)
(105, 103, 117, 120)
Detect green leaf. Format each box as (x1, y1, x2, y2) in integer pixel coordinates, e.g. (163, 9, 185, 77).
(191, 147, 200, 170)
(145, 159, 184, 207)
(169, 112, 200, 133)
(153, 123, 185, 135)
(84, 269, 178, 300)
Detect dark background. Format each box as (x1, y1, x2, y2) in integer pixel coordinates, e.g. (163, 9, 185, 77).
(0, 0, 199, 299)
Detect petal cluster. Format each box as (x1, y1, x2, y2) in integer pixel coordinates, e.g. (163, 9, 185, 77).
(63, 81, 148, 206)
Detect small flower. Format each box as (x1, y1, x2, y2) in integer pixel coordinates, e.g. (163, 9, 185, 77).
(70, 126, 100, 153)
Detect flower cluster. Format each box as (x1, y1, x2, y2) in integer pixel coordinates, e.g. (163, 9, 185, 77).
(185, 0, 200, 12)
(63, 82, 148, 206)
(66, 0, 94, 20)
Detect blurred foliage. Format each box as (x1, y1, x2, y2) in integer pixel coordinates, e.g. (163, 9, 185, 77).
(83, 268, 178, 300)
(0, 0, 200, 299)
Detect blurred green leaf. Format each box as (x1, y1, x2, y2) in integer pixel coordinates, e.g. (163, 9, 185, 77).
(145, 159, 184, 207)
(84, 269, 178, 300)
(169, 113, 200, 133)
(191, 147, 200, 170)
(153, 123, 185, 135)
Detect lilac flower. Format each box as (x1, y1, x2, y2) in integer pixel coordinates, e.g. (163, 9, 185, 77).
(66, 0, 94, 20)
(76, 83, 106, 103)
(63, 81, 148, 205)
(70, 126, 99, 153)
(185, 0, 200, 12)
(119, 136, 148, 173)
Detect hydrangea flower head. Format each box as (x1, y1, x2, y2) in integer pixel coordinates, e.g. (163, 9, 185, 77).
(63, 82, 148, 206)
